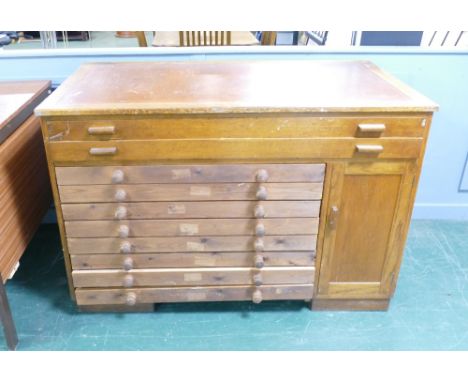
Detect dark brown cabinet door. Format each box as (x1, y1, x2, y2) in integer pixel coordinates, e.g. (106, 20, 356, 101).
(317, 161, 416, 300)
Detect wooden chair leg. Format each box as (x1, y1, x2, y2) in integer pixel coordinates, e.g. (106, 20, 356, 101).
(0, 274, 18, 350)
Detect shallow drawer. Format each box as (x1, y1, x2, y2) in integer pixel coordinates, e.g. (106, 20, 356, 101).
(61, 201, 321, 220)
(72, 266, 316, 287)
(47, 138, 423, 163)
(56, 163, 325, 185)
(65, 218, 319, 238)
(71, 251, 316, 269)
(58, 182, 323, 203)
(67, 235, 317, 254)
(46, 115, 427, 141)
(75, 284, 315, 305)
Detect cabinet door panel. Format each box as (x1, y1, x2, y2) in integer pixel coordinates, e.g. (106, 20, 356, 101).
(317, 161, 415, 299)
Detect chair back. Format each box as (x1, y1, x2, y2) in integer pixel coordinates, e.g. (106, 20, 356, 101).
(179, 31, 231, 46)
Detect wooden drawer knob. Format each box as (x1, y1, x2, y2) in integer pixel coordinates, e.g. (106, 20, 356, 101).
(254, 204, 265, 218)
(126, 292, 137, 306)
(89, 147, 117, 156)
(357, 123, 386, 133)
(254, 254, 264, 269)
(118, 224, 129, 238)
(253, 273, 263, 286)
(252, 289, 262, 304)
(115, 189, 127, 202)
(255, 169, 269, 182)
(123, 257, 133, 271)
(255, 223, 265, 237)
(254, 238, 264, 252)
(256, 186, 268, 200)
(115, 206, 127, 220)
(120, 241, 132, 254)
(123, 274, 134, 288)
(356, 144, 384, 154)
(111, 169, 125, 184)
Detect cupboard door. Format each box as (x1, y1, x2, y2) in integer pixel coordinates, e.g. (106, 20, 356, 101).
(317, 161, 416, 299)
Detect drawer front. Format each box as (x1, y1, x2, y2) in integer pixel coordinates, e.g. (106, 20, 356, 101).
(58, 182, 323, 203)
(46, 116, 426, 141)
(65, 218, 319, 237)
(75, 284, 315, 305)
(72, 266, 316, 287)
(56, 164, 325, 185)
(48, 138, 422, 163)
(67, 235, 317, 254)
(61, 201, 321, 220)
(71, 251, 316, 269)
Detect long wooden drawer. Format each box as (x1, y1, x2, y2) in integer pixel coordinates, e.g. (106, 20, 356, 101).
(46, 116, 426, 141)
(67, 235, 317, 254)
(72, 266, 316, 287)
(65, 218, 319, 237)
(75, 284, 315, 305)
(71, 251, 316, 269)
(61, 201, 321, 220)
(58, 182, 323, 203)
(56, 164, 325, 185)
(48, 138, 422, 163)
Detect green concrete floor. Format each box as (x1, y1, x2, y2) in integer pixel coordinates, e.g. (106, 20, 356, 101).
(1, 220, 467, 350)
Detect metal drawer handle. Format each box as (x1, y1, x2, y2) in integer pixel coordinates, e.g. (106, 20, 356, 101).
(358, 123, 386, 133)
(253, 273, 263, 287)
(115, 189, 127, 202)
(255, 169, 269, 182)
(255, 223, 265, 237)
(123, 257, 134, 271)
(254, 205, 265, 218)
(254, 238, 264, 252)
(115, 206, 127, 220)
(112, 169, 125, 184)
(254, 254, 264, 269)
(120, 241, 132, 254)
(252, 289, 262, 304)
(89, 147, 117, 156)
(87, 126, 116, 135)
(356, 144, 384, 154)
(118, 224, 129, 238)
(125, 292, 137, 306)
(256, 186, 268, 200)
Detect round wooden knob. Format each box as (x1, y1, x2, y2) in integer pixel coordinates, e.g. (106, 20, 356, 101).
(253, 273, 263, 286)
(254, 254, 264, 269)
(255, 223, 265, 237)
(254, 238, 264, 252)
(255, 169, 269, 182)
(125, 292, 137, 306)
(256, 186, 268, 200)
(118, 224, 129, 238)
(115, 206, 127, 220)
(123, 257, 133, 271)
(114, 189, 127, 202)
(120, 241, 132, 254)
(254, 204, 265, 218)
(112, 169, 125, 184)
(252, 289, 262, 304)
(123, 274, 134, 288)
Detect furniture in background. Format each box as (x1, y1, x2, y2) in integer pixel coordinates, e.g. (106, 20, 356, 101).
(152, 31, 259, 47)
(0, 80, 52, 349)
(36, 61, 437, 312)
(259, 31, 277, 45)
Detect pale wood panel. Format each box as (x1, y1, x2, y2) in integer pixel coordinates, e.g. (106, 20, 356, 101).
(72, 266, 316, 287)
(35, 61, 438, 117)
(56, 163, 325, 185)
(58, 182, 323, 203)
(46, 115, 426, 142)
(61, 201, 321, 220)
(65, 218, 319, 237)
(75, 284, 315, 305)
(67, 235, 317, 254)
(71, 251, 316, 269)
(48, 138, 423, 163)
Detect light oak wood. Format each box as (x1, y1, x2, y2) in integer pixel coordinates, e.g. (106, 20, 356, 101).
(64, 218, 320, 237)
(67, 235, 317, 254)
(55, 164, 325, 185)
(75, 284, 314, 305)
(152, 31, 258, 47)
(58, 182, 323, 203)
(72, 266, 315, 287)
(45, 115, 428, 141)
(61, 201, 321, 220)
(70, 251, 316, 269)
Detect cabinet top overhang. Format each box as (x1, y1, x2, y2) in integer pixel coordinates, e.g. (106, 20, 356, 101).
(35, 60, 438, 117)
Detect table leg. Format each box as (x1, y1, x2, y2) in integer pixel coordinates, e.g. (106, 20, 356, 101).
(0, 274, 18, 350)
